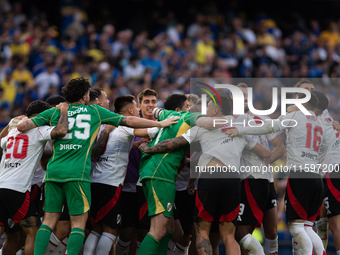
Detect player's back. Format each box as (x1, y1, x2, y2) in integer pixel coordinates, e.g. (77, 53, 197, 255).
(284, 110, 324, 169)
(0, 126, 52, 193)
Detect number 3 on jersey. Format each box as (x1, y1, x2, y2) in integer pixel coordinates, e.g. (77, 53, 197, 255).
(64, 114, 91, 140)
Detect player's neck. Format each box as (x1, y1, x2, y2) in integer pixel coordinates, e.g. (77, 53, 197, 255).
(70, 99, 85, 105)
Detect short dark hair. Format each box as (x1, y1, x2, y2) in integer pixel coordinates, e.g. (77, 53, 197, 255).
(89, 89, 99, 103)
(26, 100, 51, 117)
(164, 94, 187, 111)
(92, 87, 103, 98)
(45, 95, 66, 107)
(114, 95, 135, 114)
(313, 91, 329, 111)
(294, 79, 314, 88)
(297, 91, 318, 109)
(137, 88, 158, 104)
(210, 95, 232, 115)
(62, 78, 91, 103)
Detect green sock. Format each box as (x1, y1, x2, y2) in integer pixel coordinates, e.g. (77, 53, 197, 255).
(67, 228, 85, 255)
(158, 231, 172, 255)
(34, 224, 52, 255)
(138, 233, 160, 255)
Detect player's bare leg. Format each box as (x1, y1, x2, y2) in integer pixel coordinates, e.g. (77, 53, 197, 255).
(168, 218, 183, 253)
(19, 216, 39, 255)
(3, 231, 22, 254)
(219, 222, 240, 255)
(328, 215, 340, 252)
(195, 220, 212, 255)
(263, 207, 278, 255)
(209, 232, 220, 255)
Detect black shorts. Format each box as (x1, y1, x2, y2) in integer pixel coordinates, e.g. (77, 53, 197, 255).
(30, 184, 43, 218)
(120, 191, 138, 228)
(136, 185, 150, 230)
(285, 173, 323, 221)
(325, 173, 340, 218)
(195, 178, 240, 224)
(0, 189, 36, 230)
(175, 190, 195, 235)
(90, 183, 122, 229)
(265, 182, 278, 211)
(238, 178, 271, 227)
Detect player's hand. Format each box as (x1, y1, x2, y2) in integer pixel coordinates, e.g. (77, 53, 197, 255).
(56, 102, 69, 111)
(132, 138, 150, 149)
(333, 121, 340, 130)
(187, 178, 195, 195)
(8, 115, 26, 130)
(225, 128, 239, 137)
(138, 142, 151, 153)
(159, 116, 180, 127)
(287, 105, 298, 113)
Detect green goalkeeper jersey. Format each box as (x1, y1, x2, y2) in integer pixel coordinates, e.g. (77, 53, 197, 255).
(139, 109, 201, 183)
(31, 104, 124, 182)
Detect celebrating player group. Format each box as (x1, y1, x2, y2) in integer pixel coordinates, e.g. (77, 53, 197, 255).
(1, 77, 340, 255)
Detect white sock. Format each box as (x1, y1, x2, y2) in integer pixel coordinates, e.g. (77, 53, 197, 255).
(173, 243, 190, 255)
(95, 232, 117, 255)
(168, 239, 176, 254)
(54, 237, 68, 254)
(239, 233, 265, 255)
(44, 232, 61, 254)
(116, 238, 131, 255)
(16, 247, 24, 255)
(304, 221, 325, 255)
(83, 231, 101, 255)
(316, 217, 328, 250)
(289, 222, 313, 255)
(337, 250, 340, 255)
(264, 237, 278, 255)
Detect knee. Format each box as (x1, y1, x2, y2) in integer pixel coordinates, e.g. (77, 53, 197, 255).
(329, 217, 340, 233)
(55, 221, 71, 240)
(264, 229, 277, 240)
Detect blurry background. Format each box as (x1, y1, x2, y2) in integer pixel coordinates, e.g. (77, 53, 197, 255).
(1, 0, 340, 253)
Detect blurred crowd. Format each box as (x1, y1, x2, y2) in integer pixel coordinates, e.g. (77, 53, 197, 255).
(1, 0, 340, 128)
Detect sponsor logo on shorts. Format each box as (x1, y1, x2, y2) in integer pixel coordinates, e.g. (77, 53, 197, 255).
(117, 214, 121, 224)
(167, 203, 173, 212)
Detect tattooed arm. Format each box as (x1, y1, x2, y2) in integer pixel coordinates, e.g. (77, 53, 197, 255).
(138, 136, 188, 154)
(91, 125, 115, 162)
(17, 117, 37, 132)
(50, 103, 69, 139)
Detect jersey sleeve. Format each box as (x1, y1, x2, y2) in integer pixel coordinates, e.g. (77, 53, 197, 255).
(31, 108, 56, 127)
(121, 126, 134, 136)
(1, 136, 7, 149)
(181, 126, 200, 144)
(147, 127, 159, 139)
(154, 109, 176, 121)
(36, 126, 54, 141)
(183, 112, 203, 126)
(94, 105, 124, 127)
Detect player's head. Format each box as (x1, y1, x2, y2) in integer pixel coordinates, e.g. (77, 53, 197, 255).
(236, 83, 249, 112)
(62, 78, 91, 104)
(294, 79, 315, 92)
(186, 94, 200, 107)
(26, 100, 51, 117)
(313, 91, 329, 116)
(114, 95, 140, 117)
(92, 86, 110, 109)
(138, 88, 158, 119)
(164, 94, 190, 112)
(297, 91, 318, 111)
(207, 95, 232, 117)
(45, 95, 66, 107)
(89, 89, 99, 105)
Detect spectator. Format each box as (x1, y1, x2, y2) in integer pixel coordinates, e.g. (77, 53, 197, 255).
(124, 55, 145, 81)
(34, 62, 60, 99)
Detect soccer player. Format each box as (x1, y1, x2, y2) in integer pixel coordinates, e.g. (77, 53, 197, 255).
(83, 95, 159, 255)
(226, 92, 326, 255)
(235, 83, 285, 255)
(0, 100, 69, 255)
(314, 91, 340, 255)
(116, 88, 159, 255)
(16, 78, 178, 255)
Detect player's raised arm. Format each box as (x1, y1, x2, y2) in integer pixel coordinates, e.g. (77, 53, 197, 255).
(91, 125, 115, 162)
(50, 102, 69, 139)
(17, 117, 37, 132)
(121, 116, 179, 128)
(139, 136, 189, 154)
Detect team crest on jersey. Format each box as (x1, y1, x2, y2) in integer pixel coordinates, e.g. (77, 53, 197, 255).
(167, 203, 173, 212)
(117, 214, 122, 224)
